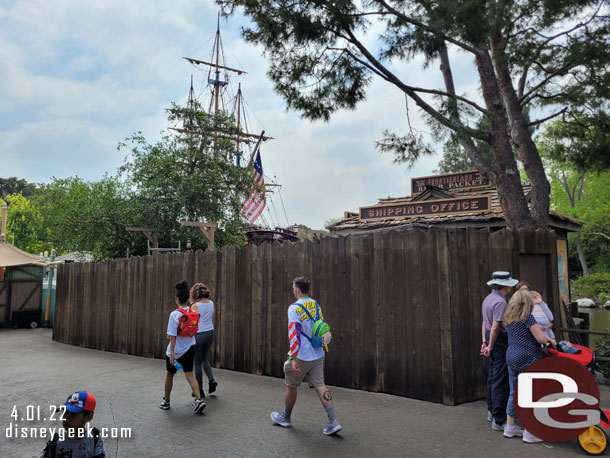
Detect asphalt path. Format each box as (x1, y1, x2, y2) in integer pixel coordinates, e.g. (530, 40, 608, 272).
(0, 328, 601, 457)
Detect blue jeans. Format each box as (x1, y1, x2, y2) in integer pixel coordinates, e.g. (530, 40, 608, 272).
(507, 366, 521, 419)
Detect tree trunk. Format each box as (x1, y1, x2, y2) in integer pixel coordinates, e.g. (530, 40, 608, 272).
(474, 50, 536, 229)
(574, 235, 589, 276)
(489, 31, 550, 229)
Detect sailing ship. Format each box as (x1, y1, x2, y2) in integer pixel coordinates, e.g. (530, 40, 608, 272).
(173, 16, 298, 246)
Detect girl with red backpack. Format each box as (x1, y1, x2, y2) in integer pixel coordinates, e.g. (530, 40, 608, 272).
(159, 280, 206, 414)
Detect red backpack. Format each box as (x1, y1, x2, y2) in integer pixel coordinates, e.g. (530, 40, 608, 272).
(175, 307, 199, 337)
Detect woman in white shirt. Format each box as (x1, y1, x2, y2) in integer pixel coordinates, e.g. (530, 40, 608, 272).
(191, 282, 218, 398)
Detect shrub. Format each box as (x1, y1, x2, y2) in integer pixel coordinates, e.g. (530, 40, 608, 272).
(594, 334, 610, 379)
(572, 272, 610, 301)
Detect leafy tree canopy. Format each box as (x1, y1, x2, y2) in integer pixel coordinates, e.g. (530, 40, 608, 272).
(537, 113, 610, 173)
(0, 177, 38, 200)
(1, 193, 52, 254)
(0, 104, 257, 259)
(118, 105, 253, 251)
(220, 0, 609, 229)
(539, 122, 610, 274)
(34, 176, 134, 260)
(16, 106, 253, 259)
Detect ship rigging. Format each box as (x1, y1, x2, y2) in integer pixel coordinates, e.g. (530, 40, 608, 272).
(171, 15, 296, 244)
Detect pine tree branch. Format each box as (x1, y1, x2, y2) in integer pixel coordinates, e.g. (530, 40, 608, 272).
(528, 107, 567, 127)
(372, 0, 484, 55)
(341, 27, 489, 141)
(516, 4, 602, 98)
(329, 47, 389, 80)
(336, 45, 489, 114)
(519, 63, 578, 105)
(437, 42, 492, 177)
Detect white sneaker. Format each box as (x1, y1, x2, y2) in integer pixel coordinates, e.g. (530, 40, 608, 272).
(323, 420, 343, 436)
(503, 425, 523, 438)
(523, 430, 543, 443)
(271, 411, 292, 427)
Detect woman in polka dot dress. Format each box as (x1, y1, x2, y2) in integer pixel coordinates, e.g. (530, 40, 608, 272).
(503, 290, 557, 443)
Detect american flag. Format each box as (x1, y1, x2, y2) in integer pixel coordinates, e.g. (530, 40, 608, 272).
(241, 149, 266, 223)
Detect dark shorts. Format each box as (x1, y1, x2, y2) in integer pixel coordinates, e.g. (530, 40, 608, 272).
(165, 345, 195, 374)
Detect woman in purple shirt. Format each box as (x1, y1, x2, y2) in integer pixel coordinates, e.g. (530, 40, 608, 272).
(503, 290, 556, 443)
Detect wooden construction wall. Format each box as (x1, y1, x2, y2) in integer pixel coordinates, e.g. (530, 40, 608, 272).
(53, 227, 559, 405)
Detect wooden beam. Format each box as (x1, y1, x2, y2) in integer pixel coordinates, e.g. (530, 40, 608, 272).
(184, 57, 246, 75)
(126, 227, 159, 248)
(169, 127, 273, 142)
(181, 222, 218, 248)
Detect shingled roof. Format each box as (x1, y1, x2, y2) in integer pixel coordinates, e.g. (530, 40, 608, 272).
(328, 184, 581, 234)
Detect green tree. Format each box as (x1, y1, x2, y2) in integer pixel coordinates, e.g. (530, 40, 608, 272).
(34, 176, 134, 260)
(543, 161, 610, 274)
(0, 177, 38, 199)
(435, 138, 475, 174)
(220, 0, 609, 229)
(1, 193, 52, 254)
(539, 117, 610, 275)
(118, 105, 253, 251)
(540, 113, 610, 173)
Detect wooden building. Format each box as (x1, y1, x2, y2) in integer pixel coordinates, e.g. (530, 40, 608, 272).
(329, 170, 580, 236)
(328, 170, 580, 309)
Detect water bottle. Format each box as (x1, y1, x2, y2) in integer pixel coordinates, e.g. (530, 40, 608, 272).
(174, 361, 183, 371)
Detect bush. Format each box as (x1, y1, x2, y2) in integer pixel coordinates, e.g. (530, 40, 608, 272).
(594, 335, 610, 379)
(572, 272, 610, 301)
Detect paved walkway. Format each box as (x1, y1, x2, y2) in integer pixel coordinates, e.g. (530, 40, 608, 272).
(0, 328, 600, 457)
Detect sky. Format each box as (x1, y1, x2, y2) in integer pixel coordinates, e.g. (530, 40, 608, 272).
(0, 0, 482, 230)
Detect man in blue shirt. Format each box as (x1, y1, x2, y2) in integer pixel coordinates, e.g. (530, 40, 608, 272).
(480, 271, 518, 431)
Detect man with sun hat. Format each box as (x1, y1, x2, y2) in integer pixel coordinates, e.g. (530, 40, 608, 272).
(480, 271, 518, 433)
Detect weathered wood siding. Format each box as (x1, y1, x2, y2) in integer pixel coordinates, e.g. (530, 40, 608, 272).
(53, 228, 559, 405)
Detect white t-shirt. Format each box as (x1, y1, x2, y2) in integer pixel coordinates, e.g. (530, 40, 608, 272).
(165, 306, 195, 358)
(288, 297, 325, 362)
(194, 300, 214, 333)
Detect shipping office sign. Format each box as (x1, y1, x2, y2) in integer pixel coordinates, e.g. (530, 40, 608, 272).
(411, 170, 491, 194)
(360, 196, 491, 221)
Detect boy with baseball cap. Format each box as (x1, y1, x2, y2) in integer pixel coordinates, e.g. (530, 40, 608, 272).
(40, 391, 106, 458)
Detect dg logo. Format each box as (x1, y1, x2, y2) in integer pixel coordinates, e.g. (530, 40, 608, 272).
(515, 356, 600, 442)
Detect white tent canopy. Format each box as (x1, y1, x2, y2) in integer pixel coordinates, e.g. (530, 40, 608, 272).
(0, 240, 47, 267)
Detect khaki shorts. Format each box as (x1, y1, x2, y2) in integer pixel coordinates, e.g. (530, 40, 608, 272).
(284, 356, 325, 388)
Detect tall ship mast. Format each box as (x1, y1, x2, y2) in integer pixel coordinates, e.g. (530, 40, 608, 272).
(173, 15, 297, 245)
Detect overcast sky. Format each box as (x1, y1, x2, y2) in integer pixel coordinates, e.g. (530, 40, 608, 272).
(0, 0, 483, 230)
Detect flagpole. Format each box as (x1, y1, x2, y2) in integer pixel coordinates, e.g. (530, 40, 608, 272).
(247, 131, 265, 168)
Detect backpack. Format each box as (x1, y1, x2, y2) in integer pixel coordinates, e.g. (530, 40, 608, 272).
(43, 428, 100, 458)
(297, 301, 331, 351)
(175, 307, 199, 337)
